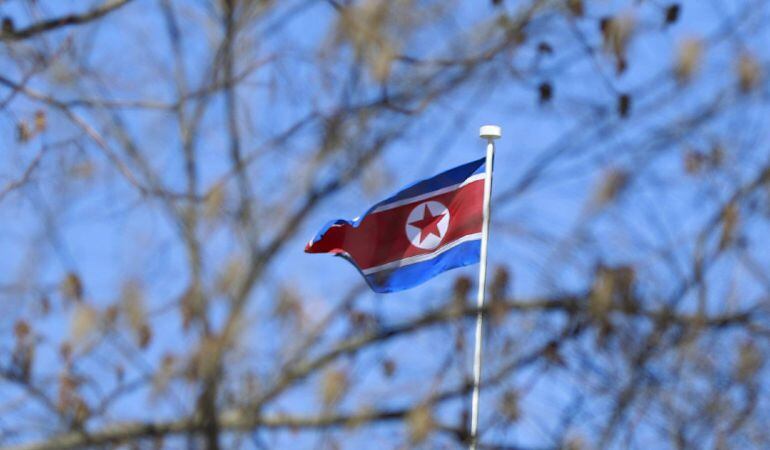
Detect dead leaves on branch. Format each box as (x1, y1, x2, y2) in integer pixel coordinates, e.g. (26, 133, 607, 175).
(593, 168, 630, 208)
(675, 38, 703, 84)
(407, 403, 435, 444)
(121, 281, 152, 349)
(15, 110, 47, 143)
(331, 0, 430, 82)
(735, 341, 762, 384)
(11, 320, 35, 382)
(60, 272, 84, 302)
(57, 373, 90, 427)
(320, 368, 349, 407)
(719, 202, 739, 251)
(498, 389, 521, 422)
(736, 52, 761, 93)
(600, 14, 635, 75)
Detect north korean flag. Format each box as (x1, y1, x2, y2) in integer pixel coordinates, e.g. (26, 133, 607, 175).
(305, 158, 485, 293)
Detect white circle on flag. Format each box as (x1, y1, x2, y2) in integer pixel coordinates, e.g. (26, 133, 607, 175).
(405, 201, 450, 250)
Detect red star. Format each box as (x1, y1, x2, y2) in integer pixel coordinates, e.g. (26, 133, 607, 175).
(409, 205, 446, 243)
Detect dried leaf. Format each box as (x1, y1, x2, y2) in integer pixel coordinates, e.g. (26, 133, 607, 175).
(70, 161, 95, 180)
(12, 329, 34, 382)
(204, 183, 226, 220)
(618, 93, 631, 118)
(216, 257, 244, 297)
(119, 281, 152, 348)
(16, 121, 31, 142)
(60, 342, 73, 363)
(138, 323, 152, 349)
(674, 38, 703, 83)
(736, 341, 762, 382)
(601, 15, 635, 74)
(14, 320, 30, 340)
(683, 149, 705, 174)
(2, 17, 14, 34)
(538, 82, 553, 104)
(34, 110, 46, 132)
(180, 283, 204, 330)
(407, 404, 434, 444)
(664, 4, 681, 25)
(275, 285, 303, 322)
(381, 359, 396, 378)
(70, 304, 98, 344)
(60, 272, 84, 301)
(736, 52, 761, 93)
(594, 168, 629, 206)
(320, 369, 348, 406)
(153, 353, 176, 397)
(452, 275, 472, 311)
(719, 202, 739, 250)
(489, 266, 510, 302)
(566, 0, 584, 17)
(498, 389, 521, 422)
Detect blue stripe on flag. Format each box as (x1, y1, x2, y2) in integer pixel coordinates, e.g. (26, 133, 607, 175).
(361, 238, 481, 293)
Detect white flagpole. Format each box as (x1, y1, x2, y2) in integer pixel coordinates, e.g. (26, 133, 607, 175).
(470, 125, 500, 450)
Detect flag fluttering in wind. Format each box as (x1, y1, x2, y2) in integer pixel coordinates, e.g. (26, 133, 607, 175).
(305, 157, 485, 293)
(307, 124, 500, 450)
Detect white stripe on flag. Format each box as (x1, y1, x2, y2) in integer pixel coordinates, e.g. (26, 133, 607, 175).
(371, 173, 485, 214)
(361, 232, 483, 275)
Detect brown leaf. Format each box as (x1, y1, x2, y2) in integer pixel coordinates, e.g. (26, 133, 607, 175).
(121, 281, 148, 346)
(736, 52, 761, 93)
(216, 257, 244, 297)
(2, 17, 14, 34)
(490, 266, 510, 302)
(452, 276, 472, 312)
(538, 82, 553, 104)
(499, 389, 521, 422)
(60, 272, 84, 301)
(664, 4, 681, 25)
(683, 149, 705, 174)
(618, 93, 631, 118)
(180, 283, 204, 330)
(153, 353, 176, 396)
(275, 285, 302, 322)
(566, 0, 584, 17)
(138, 323, 152, 349)
(719, 202, 739, 250)
(14, 320, 30, 340)
(736, 341, 762, 382)
(320, 369, 348, 406)
(70, 304, 98, 344)
(594, 168, 629, 206)
(381, 359, 396, 378)
(407, 404, 435, 444)
(674, 38, 703, 83)
(34, 110, 46, 132)
(204, 183, 226, 220)
(601, 15, 635, 74)
(16, 121, 31, 142)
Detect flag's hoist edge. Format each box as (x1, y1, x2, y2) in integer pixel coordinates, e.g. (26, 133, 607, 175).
(307, 157, 486, 293)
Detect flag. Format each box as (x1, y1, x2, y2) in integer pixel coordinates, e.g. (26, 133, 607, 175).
(305, 157, 486, 293)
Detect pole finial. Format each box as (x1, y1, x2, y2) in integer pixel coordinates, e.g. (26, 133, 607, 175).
(479, 125, 501, 140)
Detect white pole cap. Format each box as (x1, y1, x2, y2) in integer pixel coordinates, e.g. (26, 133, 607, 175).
(479, 125, 502, 139)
